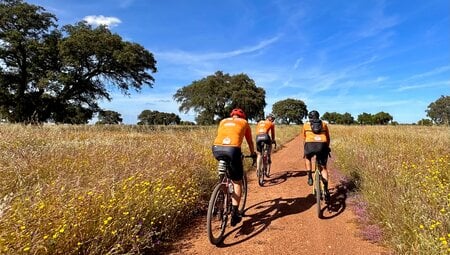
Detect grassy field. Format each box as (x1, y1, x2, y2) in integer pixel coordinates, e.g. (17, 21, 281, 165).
(0, 124, 299, 254)
(0, 124, 448, 254)
(331, 125, 449, 254)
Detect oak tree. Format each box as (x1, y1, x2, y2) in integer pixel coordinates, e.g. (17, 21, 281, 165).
(173, 71, 265, 124)
(0, 0, 157, 123)
(272, 98, 307, 124)
(426, 95, 449, 125)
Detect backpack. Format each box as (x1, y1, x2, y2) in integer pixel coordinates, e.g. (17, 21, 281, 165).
(310, 119, 323, 134)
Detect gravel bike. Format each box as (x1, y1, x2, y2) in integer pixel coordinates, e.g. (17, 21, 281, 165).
(206, 155, 253, 245)
(256, 141, 275, 186)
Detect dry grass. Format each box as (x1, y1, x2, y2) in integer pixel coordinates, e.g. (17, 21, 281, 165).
(331, 125, 449, 255)
(0, 124, 299, 254)
(4, 124, 446, 254)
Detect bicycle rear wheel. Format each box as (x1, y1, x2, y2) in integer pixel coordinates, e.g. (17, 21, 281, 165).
(257, 155, 264, 187)
(239, 173, 248, 215)
(264, 145, 270, 177)
(314, 169, 322, 218)
(207, 184, 228, 245)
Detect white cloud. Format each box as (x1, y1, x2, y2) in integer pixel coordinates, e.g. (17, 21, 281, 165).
(157, 36, 280, 63)
(119, 0, 134, 8)
(83, 15, 122, 28)
(407, 65, 450, 80)
(357, 2, 400, 38)
(293, 58, 303, 70)
(396, 80, 450, 92)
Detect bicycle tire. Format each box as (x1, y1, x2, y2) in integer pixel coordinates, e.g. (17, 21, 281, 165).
(314, 168, 322, 218)
(257, 151, 264, 187)
(264, 145, 271, 177)
(206, 183, 228, 245)
(239, 173, 248, 215)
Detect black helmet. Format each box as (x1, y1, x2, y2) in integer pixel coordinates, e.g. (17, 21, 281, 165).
(308, 110, 320, 119)
(266, 113, 274, 121)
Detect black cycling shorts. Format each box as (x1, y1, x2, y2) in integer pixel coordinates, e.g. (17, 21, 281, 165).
(304, 142, 329, 166)
(212, 145, 243, 181)
(255, 133, 271, 152)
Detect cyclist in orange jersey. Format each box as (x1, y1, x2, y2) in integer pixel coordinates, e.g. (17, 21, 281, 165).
(302, 110, 331, 202)
(212, 108, 256, 226)
(255, 113, 276, 172)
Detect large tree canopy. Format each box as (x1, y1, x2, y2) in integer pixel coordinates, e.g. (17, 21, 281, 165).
(96, 110, 122, 125)
(173, 71, 265, 124)
(0, 0, 157, 123)
(137, 110, 181, 125)
(426, 95, 449, 125)
(272, 98, 307, 124)
(357, 112, 373, 125)
(322, 112, 355, 124)
(356, 112, 393, 125)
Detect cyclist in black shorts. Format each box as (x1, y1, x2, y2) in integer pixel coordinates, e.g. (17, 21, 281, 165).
(302, 110, 331, 202)
(255, 113, 276, 170)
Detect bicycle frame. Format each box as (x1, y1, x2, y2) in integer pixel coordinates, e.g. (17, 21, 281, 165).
(207, 156, 249, 245)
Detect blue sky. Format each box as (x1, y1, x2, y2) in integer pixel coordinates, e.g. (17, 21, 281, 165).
(27, 0, 449, 124)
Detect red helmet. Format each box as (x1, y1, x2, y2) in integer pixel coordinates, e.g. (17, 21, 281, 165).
(230, 108, 246, 119)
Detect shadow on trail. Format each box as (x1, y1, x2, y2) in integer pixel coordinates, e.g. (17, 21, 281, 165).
(216, 195, 315, 247)
(320, 180, 352, 219)
(259, 169, 308, 187)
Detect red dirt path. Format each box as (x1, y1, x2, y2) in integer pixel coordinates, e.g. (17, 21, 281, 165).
(167, 136, 390, 255)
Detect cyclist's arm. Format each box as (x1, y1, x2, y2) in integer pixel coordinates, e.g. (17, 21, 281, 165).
(325, 125, 331, 147)
(244, 125, 255, 154)
(301, 124, 307, 140)
(270, 123, 275, 142)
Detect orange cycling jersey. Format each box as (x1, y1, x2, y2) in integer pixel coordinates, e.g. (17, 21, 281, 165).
(256, 119, 275, 140)
(214, 117, 254, 148)
(302, 121, 330, 145)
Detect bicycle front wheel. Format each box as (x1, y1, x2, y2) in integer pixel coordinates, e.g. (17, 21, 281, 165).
(239, 173, 248, 215)
(207, 184, 228, 245)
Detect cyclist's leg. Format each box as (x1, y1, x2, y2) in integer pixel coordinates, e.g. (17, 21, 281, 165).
(229, 149, 244, 226)
(228, 147, 244, 213)
(232, 180, 242, 205)
(255, 136, 264, 173)
(317, 143, 329, 181)
(266, 139, 272, 164)
(304, 143, 315, 185)
(317, 144, 330, 200)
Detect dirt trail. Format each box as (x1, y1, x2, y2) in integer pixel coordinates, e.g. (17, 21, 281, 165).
(168, 136, 390, 255)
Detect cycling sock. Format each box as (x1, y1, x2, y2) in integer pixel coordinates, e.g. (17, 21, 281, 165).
(322, 179, 329, 192)
(232, 205, 239, 214)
